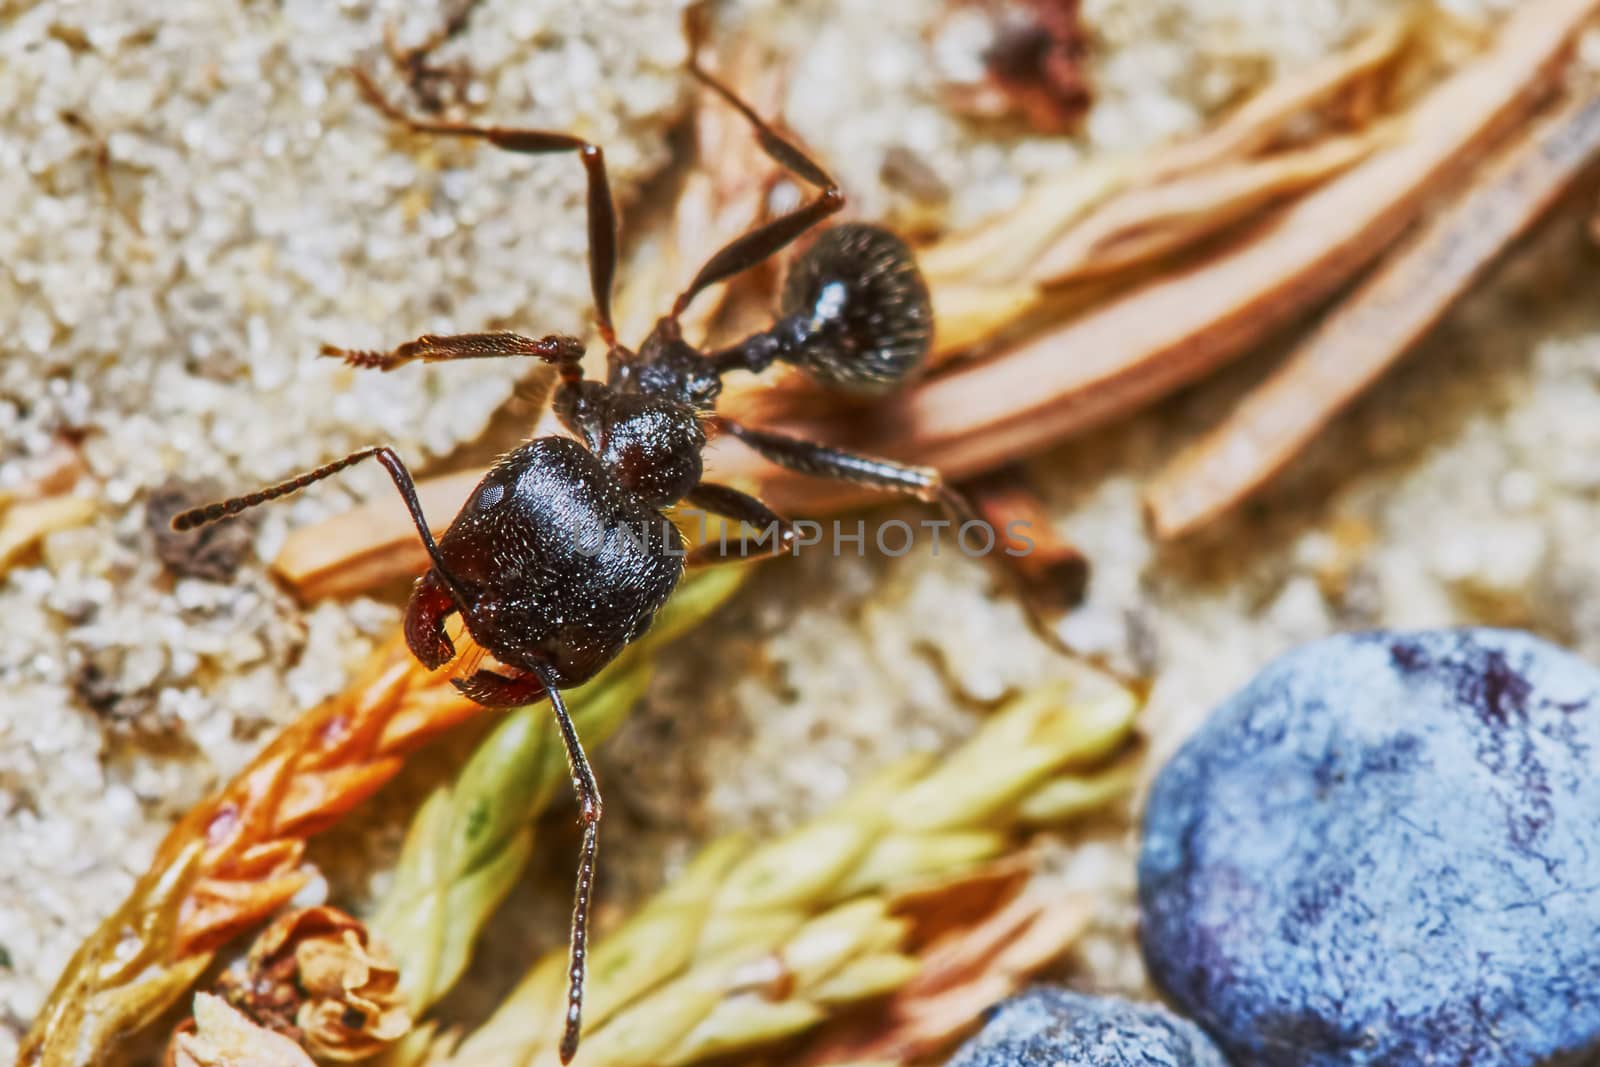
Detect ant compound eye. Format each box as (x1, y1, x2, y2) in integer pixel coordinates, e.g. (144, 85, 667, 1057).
(476, 481, 506, 511)
(781, 223, 932, 395)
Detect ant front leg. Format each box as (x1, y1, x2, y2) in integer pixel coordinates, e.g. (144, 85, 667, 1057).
(351, 71, 621, 348)
(669, 60, 845, 320)
(682, 482, 797, 565)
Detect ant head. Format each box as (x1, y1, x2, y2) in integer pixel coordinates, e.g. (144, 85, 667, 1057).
(597, 392, 706, 507)
(780, 223, 932, 395)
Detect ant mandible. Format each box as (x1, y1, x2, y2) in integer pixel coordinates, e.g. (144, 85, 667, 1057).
(174, 53, 1076, 1064)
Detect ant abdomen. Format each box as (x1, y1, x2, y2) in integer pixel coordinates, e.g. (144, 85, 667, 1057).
(779, 223, 932, 395)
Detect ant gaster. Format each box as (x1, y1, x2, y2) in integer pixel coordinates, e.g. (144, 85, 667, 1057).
(175, 59, 1075, 1063)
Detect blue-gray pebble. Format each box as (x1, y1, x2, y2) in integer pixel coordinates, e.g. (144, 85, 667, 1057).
(1139, 628, 1600, 1066)
(946, 987, 1229, 1067)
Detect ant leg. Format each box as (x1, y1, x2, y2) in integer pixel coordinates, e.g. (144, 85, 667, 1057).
(352, 71, 619, 347)
(447, 661, 598, 1064)
(321, 331, 586, 386)
(714, 420, 1130, 678)
(169, 446, 473, 607)
(682, 482, 796, 565)
(670, 61, 845, 319)
(534, 667, 601, 1066)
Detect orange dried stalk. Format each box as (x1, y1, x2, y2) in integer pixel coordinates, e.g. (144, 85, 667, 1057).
(1146, 79, 1600, 539)
(20, 634, 480, 1067)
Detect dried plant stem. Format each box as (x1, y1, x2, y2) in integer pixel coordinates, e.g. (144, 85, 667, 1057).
(1029, 128, 1390, 286)
(413, 680, 1138, 1067)
(917, 158, 1134, 287)
(22, 569, 745, 1067)
(1145, 15, 1414, 183)
(1147, 81, 1600, 538)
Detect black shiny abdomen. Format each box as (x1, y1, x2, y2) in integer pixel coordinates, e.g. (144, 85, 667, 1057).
(429, 437, 684, 687)
(781, 223, 933, 395)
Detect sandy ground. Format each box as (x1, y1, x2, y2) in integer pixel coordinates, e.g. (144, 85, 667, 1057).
(13, 0, 1600, 1060)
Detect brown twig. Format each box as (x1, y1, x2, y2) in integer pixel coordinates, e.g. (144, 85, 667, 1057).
(942, 0, 1094, 135)
(968, 471, 1089, 610)
(1145, 80, 1600, 538)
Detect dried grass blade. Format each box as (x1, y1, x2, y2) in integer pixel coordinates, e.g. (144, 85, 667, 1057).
(1147, 14, 1414, 181)
(917, 158, 1134, 287)
(1145, 81, 1600, 538)
(1030, 127, 1391, 286)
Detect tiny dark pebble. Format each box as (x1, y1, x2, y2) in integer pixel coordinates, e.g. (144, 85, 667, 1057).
(947, 987, 1229, 1067)
(144, 477, 258, 582)
(1140, 628, 1600, 1066)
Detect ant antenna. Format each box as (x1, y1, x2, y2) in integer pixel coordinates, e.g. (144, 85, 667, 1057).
(170, 446, 474, 607)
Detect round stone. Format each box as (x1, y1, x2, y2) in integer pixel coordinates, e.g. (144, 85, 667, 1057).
(1139, 628, 1600, 1066)
(946, 987, 1228, 1067)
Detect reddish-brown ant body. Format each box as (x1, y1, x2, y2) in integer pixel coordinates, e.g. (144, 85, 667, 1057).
(175, 58, 1045, 1063)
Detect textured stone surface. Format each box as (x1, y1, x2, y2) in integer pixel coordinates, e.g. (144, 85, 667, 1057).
(1140, 628, 1600, 1066)
(947, 986, 1228, 1067)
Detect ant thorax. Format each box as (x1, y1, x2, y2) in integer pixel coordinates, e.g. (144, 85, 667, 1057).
(613, 319, 724, 410)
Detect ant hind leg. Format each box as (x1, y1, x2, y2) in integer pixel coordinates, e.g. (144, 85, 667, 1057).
(446, 659, 602, 1063)
(682, 482, 797, 565)
(715, 419, 1140, 685)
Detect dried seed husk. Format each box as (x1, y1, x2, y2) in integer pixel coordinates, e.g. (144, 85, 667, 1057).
(166, 994, 318, 1067)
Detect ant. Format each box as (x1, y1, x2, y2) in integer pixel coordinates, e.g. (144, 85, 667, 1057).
(173, 50, 1090, 1065)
